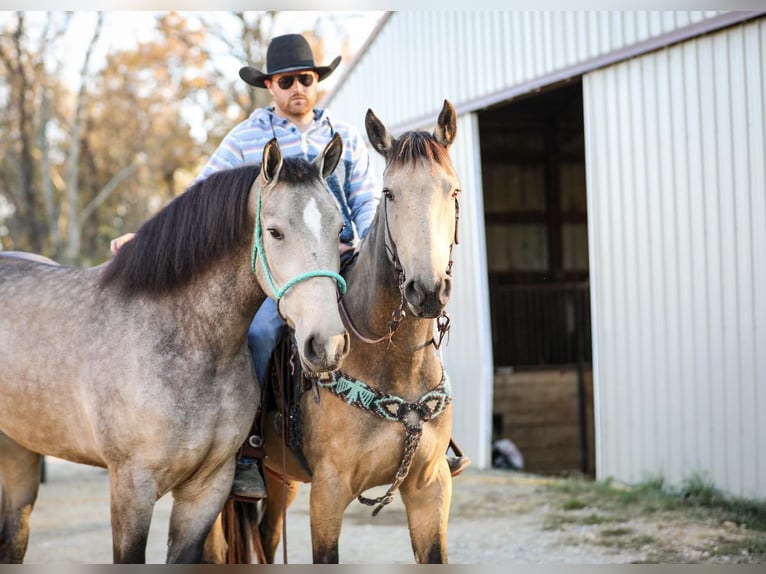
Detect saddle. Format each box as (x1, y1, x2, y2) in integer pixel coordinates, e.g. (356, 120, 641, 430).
(237, 334, 312, 477)
(237, 333, 471, 486)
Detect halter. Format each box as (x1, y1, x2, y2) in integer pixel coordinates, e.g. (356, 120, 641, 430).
(250, 187, 347, 301)
(339, 192, 459, 350)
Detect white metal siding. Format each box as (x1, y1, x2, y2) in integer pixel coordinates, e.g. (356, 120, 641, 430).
(328, 11, 725, 132)
(327, 10, 762, 483)
(584, 17, 766, 497)
(440, 113, 494, 470)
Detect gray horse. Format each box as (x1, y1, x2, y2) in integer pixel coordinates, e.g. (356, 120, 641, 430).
(0, 136, 349, 563)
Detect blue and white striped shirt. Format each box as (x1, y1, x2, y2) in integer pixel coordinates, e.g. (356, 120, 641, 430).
(197, 106, 380, 249)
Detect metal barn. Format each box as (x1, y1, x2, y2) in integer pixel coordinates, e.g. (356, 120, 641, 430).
(324, 11, 766, 498)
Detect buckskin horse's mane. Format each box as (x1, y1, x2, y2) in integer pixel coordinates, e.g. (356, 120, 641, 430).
(388, 131, 454, 173)
(100, 159, 320, 295)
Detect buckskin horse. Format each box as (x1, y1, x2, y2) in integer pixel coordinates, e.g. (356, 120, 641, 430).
(221, 100, 462, 564)
(0, 135, 350, 563)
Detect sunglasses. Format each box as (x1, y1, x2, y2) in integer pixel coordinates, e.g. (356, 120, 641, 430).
(275, 73, 316, 90)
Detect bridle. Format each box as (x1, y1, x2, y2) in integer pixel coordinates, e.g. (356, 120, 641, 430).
(250, 186, 347, 310)
(339, 190, 460, 351)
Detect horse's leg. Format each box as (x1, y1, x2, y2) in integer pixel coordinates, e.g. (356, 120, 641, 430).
(307, 476, 354, 564)
(0, 434, 41, 564)
(400, 462, 452, 564)
(165, 463, 235, 563)
(108, 466, 158, 563)
(258, 471, 301, 563)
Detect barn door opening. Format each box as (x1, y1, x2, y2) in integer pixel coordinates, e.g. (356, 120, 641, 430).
(478, 79, 595, 476)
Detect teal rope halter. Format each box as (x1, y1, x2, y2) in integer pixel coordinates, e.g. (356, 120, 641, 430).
(250, 188, 347, 300)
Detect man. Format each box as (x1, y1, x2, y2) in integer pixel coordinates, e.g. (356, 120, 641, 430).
(199, 34, 382, 499)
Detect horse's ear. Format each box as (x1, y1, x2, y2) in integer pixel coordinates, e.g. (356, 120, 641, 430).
(314, 132, 343, 180)
(365, 108, 393, 158)
(262, 137, 283, 184)
(433, 99, 457, 148)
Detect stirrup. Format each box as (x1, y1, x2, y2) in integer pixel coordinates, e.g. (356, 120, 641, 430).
(231, 462, 268, 499)
(447, 437, 471, 477)
(447, 455, 471, 477)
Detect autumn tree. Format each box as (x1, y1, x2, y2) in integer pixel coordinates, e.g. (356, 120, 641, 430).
(0, 13, 61, 253)
(77, 13, 213, 261)
(0, 11, 357, 263)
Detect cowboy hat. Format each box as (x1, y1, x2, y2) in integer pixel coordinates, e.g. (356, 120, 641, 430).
(239, 34, 341, 89)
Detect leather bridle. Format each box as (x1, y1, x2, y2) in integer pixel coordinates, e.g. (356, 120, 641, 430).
(339, 191, 460, 351)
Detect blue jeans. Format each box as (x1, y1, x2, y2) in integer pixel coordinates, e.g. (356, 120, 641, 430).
(247, 298, 286, 385)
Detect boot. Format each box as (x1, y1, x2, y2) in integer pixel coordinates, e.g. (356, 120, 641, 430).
(447, 454, 472, 477)
(447, 437, 471, 477)
(231, 459, 268, 499)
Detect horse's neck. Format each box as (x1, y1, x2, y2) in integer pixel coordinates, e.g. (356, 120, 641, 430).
(342, 215, 442, 397)
(171, 250, 265, 351)
(345, 215, 400, 328)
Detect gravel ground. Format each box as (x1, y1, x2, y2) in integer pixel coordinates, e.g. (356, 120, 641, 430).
(22, 457, 764, 564)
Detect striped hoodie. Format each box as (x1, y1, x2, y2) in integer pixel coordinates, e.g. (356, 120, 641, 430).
(197, 106, 380, 250)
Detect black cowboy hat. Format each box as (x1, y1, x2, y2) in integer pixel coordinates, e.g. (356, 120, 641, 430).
(239, 34, 341, 89)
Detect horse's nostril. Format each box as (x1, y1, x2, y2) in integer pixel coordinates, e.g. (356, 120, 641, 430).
(303, 332, 349, 371)
(440, 277, 452, 305)
(404, 280, 425, 307)
(304, 334, 319, 363)
(405, 279, 452, 312)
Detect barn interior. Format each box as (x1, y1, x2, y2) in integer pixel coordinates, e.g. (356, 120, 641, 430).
(478, 79, 595, 476)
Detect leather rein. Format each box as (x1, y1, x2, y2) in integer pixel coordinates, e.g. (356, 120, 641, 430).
(338, 192, 460, 351)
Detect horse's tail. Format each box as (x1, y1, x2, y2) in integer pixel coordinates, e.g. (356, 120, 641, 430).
(222, 498, 267, 564)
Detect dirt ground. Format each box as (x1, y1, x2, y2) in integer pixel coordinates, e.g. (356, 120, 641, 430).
(21, 457, 764, 564)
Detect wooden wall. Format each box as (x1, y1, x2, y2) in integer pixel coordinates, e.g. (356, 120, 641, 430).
(493, 368, 594, 476)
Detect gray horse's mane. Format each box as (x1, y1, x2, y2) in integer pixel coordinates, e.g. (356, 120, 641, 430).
(100, 159, 319, 295)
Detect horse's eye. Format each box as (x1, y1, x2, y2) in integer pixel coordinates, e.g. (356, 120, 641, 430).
(267, 228, 283, 240)
(383, 188, 394, 200)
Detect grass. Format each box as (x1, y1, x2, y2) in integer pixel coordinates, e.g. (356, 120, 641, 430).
(599, 532, 657, 552)
(545, 472, 766, 532)
(537, 471, 766, 562)
(673, 474, 766, 532)
(543, 512, 626, 530)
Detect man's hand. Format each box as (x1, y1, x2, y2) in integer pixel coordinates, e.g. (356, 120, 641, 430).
(110, 232, 136, 255)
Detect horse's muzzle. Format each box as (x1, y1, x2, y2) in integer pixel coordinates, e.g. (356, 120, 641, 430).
(404, 277, 452, 318)
(302, 330, 350, 374)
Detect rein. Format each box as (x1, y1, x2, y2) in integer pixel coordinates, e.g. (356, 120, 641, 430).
(250, 186, 348, 300)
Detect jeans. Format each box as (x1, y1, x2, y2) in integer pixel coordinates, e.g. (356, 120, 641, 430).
(248, 247, 354, 385)
(247, 298, 286, 385)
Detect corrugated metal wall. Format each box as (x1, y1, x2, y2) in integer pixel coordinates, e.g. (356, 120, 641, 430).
(328, 11, 724, 132)
(441, 113, 494, 469)
(326, 10, 753, 479)
(584, 17, 766, 497)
